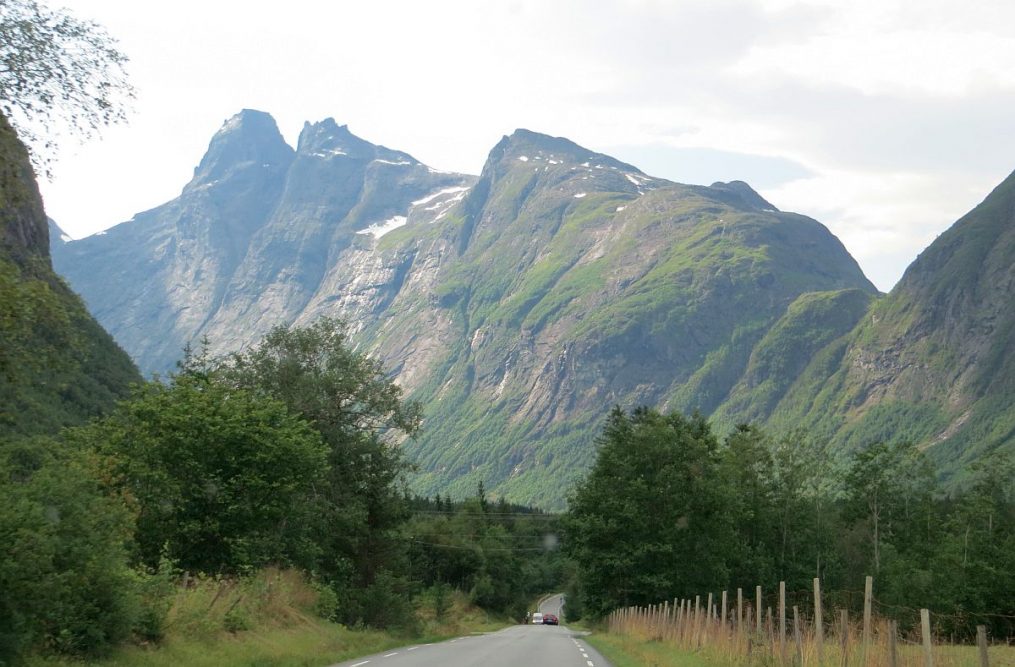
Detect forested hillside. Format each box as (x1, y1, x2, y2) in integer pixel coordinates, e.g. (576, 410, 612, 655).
(0, 112, 138, 437)
(733, 168, 1015, 485)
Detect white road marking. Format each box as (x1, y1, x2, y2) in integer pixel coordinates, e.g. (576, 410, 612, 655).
(383, 652, 398, 657)
(407, 646, 418, 651)
(587, 662, 594, 666)
(351, 662, 369, 667)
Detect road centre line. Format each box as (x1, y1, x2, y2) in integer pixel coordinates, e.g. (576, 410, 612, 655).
(350, 662, 369, 667)
(384, 652, 398, 657)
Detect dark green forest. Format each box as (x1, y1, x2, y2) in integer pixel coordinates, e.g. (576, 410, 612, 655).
(5, 315, 1015, 664)
(0, 319, 564, 664)
(564, 407, 1015, 639)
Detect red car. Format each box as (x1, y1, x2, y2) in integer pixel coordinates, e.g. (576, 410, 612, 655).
(542, 613, 559, 625)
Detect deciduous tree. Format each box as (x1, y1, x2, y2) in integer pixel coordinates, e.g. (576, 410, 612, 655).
(0, 0, 134, 173)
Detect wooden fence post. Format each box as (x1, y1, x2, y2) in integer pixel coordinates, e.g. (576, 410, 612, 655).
(682, 596, 690, 641)
(779, 581, 786, 663)
(977, 625, 989, 667)
(839, 609, 849, 667)
(757, 585, 763, 635)
(863, 575, 873, 665)
(680, 599, 688, 642)
(722, 590, 728, 630)
(888, 619, 898, 667)
(814, 578, 824, 663)
(707, 593, 714, 643)
(921, 608, 933, 667)
(694, 595, 702, 647)
(672, 599, 680, 641)
(738, 587, 744, 635)
(793, 605, 802, 666)
(663, 600, 670, 639)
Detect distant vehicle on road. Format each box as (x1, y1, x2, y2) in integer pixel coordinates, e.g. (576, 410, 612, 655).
(542, 613, 559, 625)
(531, 612, 543, 624)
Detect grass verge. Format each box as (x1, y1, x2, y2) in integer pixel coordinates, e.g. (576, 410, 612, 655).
(27, 569, 506, 667)
(584, 632, 719, 667)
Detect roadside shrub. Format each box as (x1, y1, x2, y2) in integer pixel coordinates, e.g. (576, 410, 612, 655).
(312, 581, 340, 621)
(0, 437, 140, 661)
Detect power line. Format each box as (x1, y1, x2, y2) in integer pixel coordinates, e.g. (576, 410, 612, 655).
(411, 510, 562, 518)
(410, 540, 555, 552)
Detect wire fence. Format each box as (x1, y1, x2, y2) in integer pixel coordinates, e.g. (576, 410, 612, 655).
(606, 576, 1015, 666)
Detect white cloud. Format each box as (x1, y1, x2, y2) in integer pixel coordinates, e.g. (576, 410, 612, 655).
(35, 0, 1015, 292)
(761, 168, 995, 290)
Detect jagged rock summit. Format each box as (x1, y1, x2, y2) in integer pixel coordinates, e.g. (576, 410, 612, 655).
(188, 109, 294, 189)
(53, 110, 474, 373)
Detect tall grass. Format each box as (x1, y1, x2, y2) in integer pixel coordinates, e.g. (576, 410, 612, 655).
(28, 569, 504, 667)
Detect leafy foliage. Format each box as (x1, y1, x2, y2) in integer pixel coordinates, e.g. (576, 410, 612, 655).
(218, 318, 422, 626)
(0, 256, 70, 381)
(0, 437, 139, 661)
(564, 407, 732, 618)
(565, 408, 1015, 639)
(0, 258, 138, 438)
(66, 370, 329, 574)
(0, 0, 134, 173)
(406, 490, 564, 621)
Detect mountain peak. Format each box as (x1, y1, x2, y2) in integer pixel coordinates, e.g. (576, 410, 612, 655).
(491, 129, 642, 173)
(708, 180, 778, 212)
(188, 110, 294, 189)
(895, 165, 1015, 299)
(294, 119, 421, 167)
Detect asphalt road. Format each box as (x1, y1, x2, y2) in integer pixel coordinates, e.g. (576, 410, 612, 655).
(539, 593, 565, 618)
(328, 594, 613, 667)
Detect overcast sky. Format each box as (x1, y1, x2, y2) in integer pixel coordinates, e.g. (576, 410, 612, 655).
(39, 0, 1015, 291)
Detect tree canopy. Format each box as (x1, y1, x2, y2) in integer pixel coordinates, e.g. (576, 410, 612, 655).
(0, 0, 133, 173)
(564, 407, 1015, 638)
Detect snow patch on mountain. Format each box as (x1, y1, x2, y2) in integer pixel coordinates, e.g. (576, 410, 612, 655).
(412, 186, 470, 207)
(357, 215, 408, 239)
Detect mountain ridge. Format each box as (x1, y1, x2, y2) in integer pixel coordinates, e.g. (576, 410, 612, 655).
(50, 109, 1013, 505)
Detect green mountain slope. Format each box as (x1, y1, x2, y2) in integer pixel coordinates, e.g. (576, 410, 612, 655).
(745, 168, 1015, 482)
(353, 130, 877, 505)
(0, 113, 139, 437)
(51, 118, 888, 506)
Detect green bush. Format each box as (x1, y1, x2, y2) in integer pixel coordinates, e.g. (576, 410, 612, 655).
(131, 557, 178, 643)
(311, 581, 339, 621)
(0, 437, 140, 662)
(222, 606, 253, 633)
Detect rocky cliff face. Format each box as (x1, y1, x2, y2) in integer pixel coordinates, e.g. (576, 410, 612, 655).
(53, 114, 882, 505)
(52, 110, 473, 373)
(0, 114, 49, 267)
